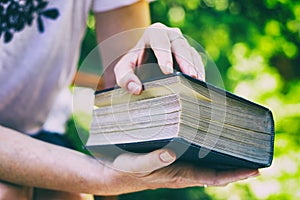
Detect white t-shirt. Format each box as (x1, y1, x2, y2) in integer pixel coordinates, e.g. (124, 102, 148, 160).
(0, 0, 139, 134)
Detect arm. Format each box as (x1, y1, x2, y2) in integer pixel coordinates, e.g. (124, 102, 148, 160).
(74, 1, 150, 90)
(0, 125, 106, 194)
(94, 0, 151, 89)
(0, 125, 258, 195)
(95, 0, 150, 43)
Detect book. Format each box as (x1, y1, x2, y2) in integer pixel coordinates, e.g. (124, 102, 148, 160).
(87, 51, 275, 169)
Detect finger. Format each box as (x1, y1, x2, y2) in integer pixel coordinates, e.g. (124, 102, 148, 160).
(168, 31, 197, 78)
(113, 149, 176, 175)
(202, 168, 259, 187)
(114, 50, 143, 95)
(191, 47, 205, 81)
(144, 26, 174, 74)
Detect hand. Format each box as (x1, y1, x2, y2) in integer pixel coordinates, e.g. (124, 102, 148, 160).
(114, 23, 205, 95)
(101, 149, 259, 195)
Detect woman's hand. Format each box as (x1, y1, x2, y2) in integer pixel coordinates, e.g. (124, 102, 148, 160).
(114, 23, 205, 95)
(100, 149, 259, 195)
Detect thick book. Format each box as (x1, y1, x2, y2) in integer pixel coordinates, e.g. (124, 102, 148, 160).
(87, 72, 275, 169)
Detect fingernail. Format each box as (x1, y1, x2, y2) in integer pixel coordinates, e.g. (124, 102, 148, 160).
(249, 171, 260, 178)
(190, 67, 198, 78)
(127, 82, 142, 94)
(191, 74, 198, 79)
(166, 62, 173, 74)
(239, 169, 260, 179)
(159, 151, 176, 163)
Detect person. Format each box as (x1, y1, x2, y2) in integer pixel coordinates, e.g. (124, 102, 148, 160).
(0, 0, 259, 199)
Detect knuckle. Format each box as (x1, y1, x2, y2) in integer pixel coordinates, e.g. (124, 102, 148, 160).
(150, 22, 166, 28)
(170, 27, 182, 34)
(177, 42, 188, 49)
(143, 27, 151, 36)
(171, 38, 188, 48)
(144, 26, 167, 38)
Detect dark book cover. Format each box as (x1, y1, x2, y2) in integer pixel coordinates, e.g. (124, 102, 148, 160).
(87, 137, 272, 169)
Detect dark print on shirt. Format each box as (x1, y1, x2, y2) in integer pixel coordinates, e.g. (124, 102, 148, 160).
(0, 0, 60, 43)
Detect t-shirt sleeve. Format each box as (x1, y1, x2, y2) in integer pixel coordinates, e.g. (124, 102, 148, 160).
(92, 0, 141, 12)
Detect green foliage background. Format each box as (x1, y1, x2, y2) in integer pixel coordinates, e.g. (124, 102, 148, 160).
(76, 0, 300, 199)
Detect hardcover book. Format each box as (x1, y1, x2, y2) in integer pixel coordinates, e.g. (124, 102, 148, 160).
(87, 71, 275, 169)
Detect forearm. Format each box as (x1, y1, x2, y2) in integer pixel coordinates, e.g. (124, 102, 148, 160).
(95, 0, 150, 43)
(0, 125, 106, 195)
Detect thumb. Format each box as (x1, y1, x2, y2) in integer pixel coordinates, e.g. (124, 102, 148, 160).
(112, 149, 176, 175)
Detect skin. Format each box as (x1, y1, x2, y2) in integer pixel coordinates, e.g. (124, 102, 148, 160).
(0, 1, 259, 199)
